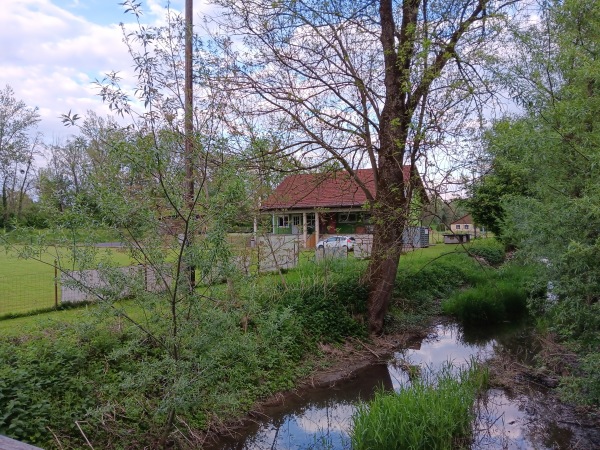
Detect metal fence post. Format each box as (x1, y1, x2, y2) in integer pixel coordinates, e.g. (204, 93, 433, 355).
(54, 260, 58, 308)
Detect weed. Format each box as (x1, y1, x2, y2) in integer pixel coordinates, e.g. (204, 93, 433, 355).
(442, 264, 534, 325)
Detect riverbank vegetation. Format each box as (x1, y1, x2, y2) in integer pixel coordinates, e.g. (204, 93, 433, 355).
(0, 257, 367, 448)
(467, 0, 600, 408)
(351, 362, 489, 450)
(0, 243, 517, 448)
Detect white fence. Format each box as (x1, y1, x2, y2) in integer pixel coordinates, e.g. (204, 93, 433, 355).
(255, 235, 299, 273)
(61, 265, 172, 303)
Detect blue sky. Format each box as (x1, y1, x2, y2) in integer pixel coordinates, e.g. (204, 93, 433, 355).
(0, 0, 210, 142)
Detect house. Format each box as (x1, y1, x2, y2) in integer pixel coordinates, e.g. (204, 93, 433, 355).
(449, 214, 485, 236)
(259, 167, 428, 248)
(443, 214, 486, 244)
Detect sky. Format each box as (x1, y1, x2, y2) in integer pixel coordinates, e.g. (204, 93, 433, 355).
(1, 0, 213, 144)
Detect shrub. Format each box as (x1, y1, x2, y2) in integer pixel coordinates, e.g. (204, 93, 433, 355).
(268, 259, 368, 343)
(467, 238, 505, 266)
(442, 264, 533, 325)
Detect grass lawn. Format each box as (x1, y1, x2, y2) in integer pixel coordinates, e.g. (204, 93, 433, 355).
(0, 246, 134, 318)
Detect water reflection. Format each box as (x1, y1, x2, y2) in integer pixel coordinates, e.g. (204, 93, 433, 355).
(209, 323, 594, 450)
(389, 323, 495, 388)
(212, 364, 391, 450)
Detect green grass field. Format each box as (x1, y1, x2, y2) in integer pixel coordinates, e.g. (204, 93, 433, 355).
(0, 246, 133, 318)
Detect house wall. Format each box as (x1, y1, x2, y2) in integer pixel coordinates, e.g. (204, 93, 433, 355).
(272, 212, 370, 235)
(450, 223, 486, 234)
(451, 223, 474, 233)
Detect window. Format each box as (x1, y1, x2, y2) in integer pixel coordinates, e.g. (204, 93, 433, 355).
(339, 212, 358, 223)
(456, 224, 461, 230)
(292, 215, 301, 226)
(278, 215, 289, 228)
(307, 215, 315, 227)
(464, 224, 469, 230)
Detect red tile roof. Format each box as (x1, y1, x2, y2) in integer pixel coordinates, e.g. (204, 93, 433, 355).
(261, 167, 412, 210)
(451, 214, 473, 225)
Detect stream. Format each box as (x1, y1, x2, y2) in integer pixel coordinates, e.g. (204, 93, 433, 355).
(210, 322, 599, 449)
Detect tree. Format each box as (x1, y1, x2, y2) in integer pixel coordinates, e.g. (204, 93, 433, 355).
(50, 2, 252, 444)
(0, 85, 41, 228)
(215, 0, 519, 333)
(466, 119, 532, 237)
(479, 0, 600, 404)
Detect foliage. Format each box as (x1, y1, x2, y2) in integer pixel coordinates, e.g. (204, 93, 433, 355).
(473, 0, 600, 405)
(0, 85, 41, 230)
(442, 264, 533, 325)
(272, 259, 368, 343)
(0, 328, 110, 445)
(0, 258, 368, 448)
(465, 119, 534, 238)
(559, 351, 600, 407)
(394, 251, 481, 307)
(215, 0, 519, 333)
(467, 238, 505, 266)
(351, 362, 488, 450)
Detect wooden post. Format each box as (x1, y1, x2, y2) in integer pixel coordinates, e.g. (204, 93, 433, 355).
(315, 211, 320, 247)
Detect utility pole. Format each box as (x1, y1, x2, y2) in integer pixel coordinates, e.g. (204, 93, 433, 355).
(185, 0, 195, 290)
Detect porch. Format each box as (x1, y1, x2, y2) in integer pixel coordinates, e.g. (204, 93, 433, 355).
(264, 209, 372, 249)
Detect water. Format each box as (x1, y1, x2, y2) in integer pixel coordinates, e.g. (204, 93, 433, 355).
(209, 322, 598, 449)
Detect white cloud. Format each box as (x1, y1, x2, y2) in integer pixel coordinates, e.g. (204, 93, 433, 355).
(0, 0, 222, 143)
(0, 0, 135, 140)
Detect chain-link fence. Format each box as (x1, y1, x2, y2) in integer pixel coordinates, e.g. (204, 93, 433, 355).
(0, 270, 59, 317)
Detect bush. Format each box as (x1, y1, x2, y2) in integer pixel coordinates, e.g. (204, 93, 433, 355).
(467, 238, 505, 266)
(257, 259, 368, 343)
(395, 257, 476, 302)
(442, 264, 533, 325)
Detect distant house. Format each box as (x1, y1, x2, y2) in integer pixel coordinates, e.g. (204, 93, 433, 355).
(259, 167, 428, 248)
(444, 214, 486, 244)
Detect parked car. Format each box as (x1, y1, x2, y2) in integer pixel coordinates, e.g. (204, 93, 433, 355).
(316, 236, 356, 251)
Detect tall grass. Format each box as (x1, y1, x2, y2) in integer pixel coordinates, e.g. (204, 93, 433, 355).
(351, 362, 488, 450)
(0, 257, 369, 448)
(442, 264, 534, 325)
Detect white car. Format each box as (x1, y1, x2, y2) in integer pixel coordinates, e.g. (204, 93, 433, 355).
(316, 236, 355, 251)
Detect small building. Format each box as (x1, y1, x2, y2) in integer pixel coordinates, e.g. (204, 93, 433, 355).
(259, 167, 428, 248)
(449, 214, 485, 237)
(443, 233, 471, 244)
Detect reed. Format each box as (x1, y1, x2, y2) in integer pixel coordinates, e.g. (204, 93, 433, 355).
(351, 362, 487, 450)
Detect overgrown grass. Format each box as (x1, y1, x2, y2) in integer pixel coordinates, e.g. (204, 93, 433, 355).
(0, 243, 525, 447)
(442, 264, 534, 325)
(466, 238, 506, 266)
(389, 245, 487, 329)
(351, 362, 488, 450)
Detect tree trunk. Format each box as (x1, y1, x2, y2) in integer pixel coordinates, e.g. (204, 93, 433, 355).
(1, 178, 8, 229)
(365, 0, 415, 334)
(365, 156, 410, 334)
